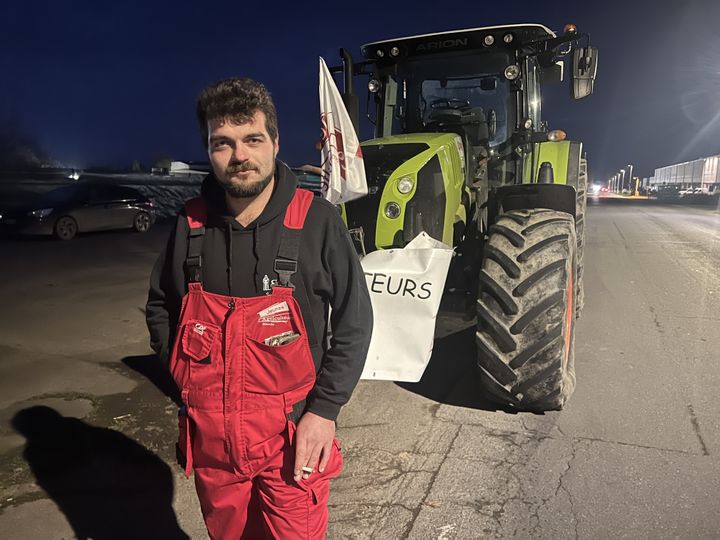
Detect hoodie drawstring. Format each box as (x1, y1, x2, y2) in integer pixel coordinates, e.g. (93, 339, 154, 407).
(226, 223, 233, 296)
(253, 224, 261, 295)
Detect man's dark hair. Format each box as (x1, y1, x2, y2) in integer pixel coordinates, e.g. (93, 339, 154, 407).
(196, 78, 278, 147)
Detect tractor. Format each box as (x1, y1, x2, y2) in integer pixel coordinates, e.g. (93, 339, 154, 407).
(330, 23, 598, 411)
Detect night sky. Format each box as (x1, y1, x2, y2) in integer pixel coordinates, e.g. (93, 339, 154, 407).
(2, 0, 719, 182)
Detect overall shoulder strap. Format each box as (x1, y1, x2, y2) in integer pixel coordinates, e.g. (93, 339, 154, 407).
(274, 189, 314, 288)
(184, 197, 207, 284)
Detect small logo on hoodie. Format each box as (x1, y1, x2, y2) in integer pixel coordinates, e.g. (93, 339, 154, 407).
(262, 274, 271, 293)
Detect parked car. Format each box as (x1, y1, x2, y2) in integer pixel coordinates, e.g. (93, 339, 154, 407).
(0, 183, 156, 240)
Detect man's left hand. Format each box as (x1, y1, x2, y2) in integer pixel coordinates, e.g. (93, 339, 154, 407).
(293, 411, 335, 482)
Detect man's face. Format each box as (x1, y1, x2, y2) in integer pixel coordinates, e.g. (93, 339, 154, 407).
(207, 111, 279, 199)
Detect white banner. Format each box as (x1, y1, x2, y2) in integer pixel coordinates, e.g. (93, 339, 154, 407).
(319, 57, 368, 204)
(360, 233, 453, 382)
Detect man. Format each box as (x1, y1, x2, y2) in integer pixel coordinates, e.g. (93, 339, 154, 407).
(146, 78, 373, 539)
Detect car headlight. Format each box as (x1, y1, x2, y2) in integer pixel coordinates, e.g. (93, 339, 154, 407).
(397, 176, 414, 195)
(384, 202, 401, 219)
(28, 208, 53, 218)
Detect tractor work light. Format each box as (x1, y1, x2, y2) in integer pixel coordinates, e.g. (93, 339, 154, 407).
(548, 129, 567, 142)
(564, 23, 577, 34)
(523, 118, 533, 130)
(504, 65, 520, 80)
(368, 79, 381, 93)
(503, 33, 514, 43)
(397, 176, 414, 194)
(384, 202, 401, 219)
(390, 46, 400, 57)
(483, 35, 495, 46)
(376, 49, 385, 58)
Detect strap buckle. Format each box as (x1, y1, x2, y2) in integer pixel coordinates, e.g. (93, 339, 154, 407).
(274, 258, 297, 288)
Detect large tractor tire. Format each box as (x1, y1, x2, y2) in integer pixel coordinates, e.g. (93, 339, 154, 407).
(476, 209, 577, 411)
(573, 159, 587, 317)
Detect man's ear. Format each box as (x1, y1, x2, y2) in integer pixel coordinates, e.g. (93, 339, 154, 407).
(274, 137, 280, 158)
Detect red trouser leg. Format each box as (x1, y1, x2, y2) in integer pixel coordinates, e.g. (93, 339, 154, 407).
(194, 465, 266, 540)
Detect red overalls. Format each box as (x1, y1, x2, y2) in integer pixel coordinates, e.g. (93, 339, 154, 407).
(169, 189, 343, 539)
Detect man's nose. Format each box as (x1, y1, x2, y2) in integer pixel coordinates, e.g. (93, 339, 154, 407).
(232, 143, 250, 163)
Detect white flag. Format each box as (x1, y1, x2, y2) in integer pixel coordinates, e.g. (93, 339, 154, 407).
(360, 233, 453, 382)
(319, 57, 368, 204)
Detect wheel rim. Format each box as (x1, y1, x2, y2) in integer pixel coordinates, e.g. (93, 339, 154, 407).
(135, 213, 150, 231)
(57, 218, 76, 239)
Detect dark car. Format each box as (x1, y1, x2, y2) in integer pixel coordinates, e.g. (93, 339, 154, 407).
(0, 183, 156, 240)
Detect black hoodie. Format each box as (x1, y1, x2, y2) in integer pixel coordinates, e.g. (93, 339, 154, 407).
(145, 161, 373, 421)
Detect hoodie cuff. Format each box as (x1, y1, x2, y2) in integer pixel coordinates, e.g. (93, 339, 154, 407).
(305, 397, 341, 422)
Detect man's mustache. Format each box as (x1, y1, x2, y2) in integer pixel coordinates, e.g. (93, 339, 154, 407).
(226, 162, 255, 174)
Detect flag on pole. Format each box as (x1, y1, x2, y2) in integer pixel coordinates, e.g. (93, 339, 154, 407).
(319, 57, 368, 204)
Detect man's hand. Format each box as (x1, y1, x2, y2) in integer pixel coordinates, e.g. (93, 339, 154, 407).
(293, 411, 335, 482)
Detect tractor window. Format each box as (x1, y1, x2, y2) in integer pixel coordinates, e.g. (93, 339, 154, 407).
(382, 52, 513, 147)
(420, 77, 508, 146)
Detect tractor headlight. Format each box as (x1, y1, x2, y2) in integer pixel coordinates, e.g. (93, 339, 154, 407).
(504, 65, 521, 80)
(376, 49, 385, 58)
(503, 33, 514, 43)
(368, 79, 381, 93)
(483, 35, 495, 46)
(384, 202, 401, 219)
(390, 46, 400, 57)
(397, 176, 414, 194)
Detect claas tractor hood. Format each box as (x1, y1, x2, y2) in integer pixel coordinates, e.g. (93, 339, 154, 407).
(345, 132, 467, 253)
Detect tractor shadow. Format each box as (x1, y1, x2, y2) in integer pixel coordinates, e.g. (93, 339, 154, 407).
(122, 354, 182, 406)
(397, 324, 517, 413)
(11, 406, 189, 540)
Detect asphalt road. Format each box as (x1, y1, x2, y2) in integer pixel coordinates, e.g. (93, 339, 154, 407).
(0, 199, 718, 539)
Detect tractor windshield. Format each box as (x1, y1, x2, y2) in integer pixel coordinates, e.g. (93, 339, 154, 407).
(380, 51, 513, 147)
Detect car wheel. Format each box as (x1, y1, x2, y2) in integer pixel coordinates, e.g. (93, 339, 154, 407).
(133, 211, 151, 233)
(54, 216, 78, 240)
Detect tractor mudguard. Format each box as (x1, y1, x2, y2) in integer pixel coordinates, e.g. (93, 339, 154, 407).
(492, 183, 576, 221)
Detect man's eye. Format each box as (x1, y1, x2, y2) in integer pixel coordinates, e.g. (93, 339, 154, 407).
(212, 140, 229, 149)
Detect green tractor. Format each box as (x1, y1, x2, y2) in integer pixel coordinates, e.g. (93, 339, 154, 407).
(332, 23, 598, 411)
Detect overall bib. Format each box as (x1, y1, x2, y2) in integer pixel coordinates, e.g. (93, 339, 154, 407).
(169, 189, 342, 539)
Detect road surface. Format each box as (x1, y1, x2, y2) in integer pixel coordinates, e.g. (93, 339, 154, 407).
(0, 198, 718, 539)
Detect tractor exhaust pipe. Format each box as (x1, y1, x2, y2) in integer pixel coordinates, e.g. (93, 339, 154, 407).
(340, 48, 360, 135)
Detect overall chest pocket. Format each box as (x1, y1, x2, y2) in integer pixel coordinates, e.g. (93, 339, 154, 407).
(179, 320, 223, 395)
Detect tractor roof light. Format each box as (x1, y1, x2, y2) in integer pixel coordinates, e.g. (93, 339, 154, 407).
(397, 176, 414, 194)
(503, 33, 514, 44)
(376, 49, 385, 58)
(483, 35, 495, 46)
(548, 129, 567, 142)
(390, 46, 400, 57)
(384, 202, 401, 219)
(504, 64, 521, 80)
(564, 23, 578, 34)
(368, 79, 381, 93)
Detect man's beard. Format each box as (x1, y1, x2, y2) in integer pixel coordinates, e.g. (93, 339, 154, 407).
(219, 161, 274, 198)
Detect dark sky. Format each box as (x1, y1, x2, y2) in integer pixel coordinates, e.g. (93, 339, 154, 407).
(2, 0, 719, 182)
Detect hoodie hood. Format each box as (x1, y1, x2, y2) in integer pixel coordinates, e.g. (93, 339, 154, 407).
(200, 160, 298, 231)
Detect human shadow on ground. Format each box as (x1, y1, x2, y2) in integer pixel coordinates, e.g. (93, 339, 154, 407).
(396, 326, 515, 413)
(12, 406, 189, 540)
(122, 354, 182, 406)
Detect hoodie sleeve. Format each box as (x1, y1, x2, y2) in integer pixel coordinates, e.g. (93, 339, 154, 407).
(146, 217, 184, 365)
(305, 206, 373, 421)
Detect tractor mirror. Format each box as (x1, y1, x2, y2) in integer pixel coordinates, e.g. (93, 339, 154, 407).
(480, 78, 497, 91)
(571, 46, 598, 99)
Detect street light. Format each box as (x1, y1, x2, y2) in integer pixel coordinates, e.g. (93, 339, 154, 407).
(627, 163, 635, 195)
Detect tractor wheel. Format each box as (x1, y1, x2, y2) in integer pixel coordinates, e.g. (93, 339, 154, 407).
(574, 159, 587, 317)
(476, 209, 577, 411)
